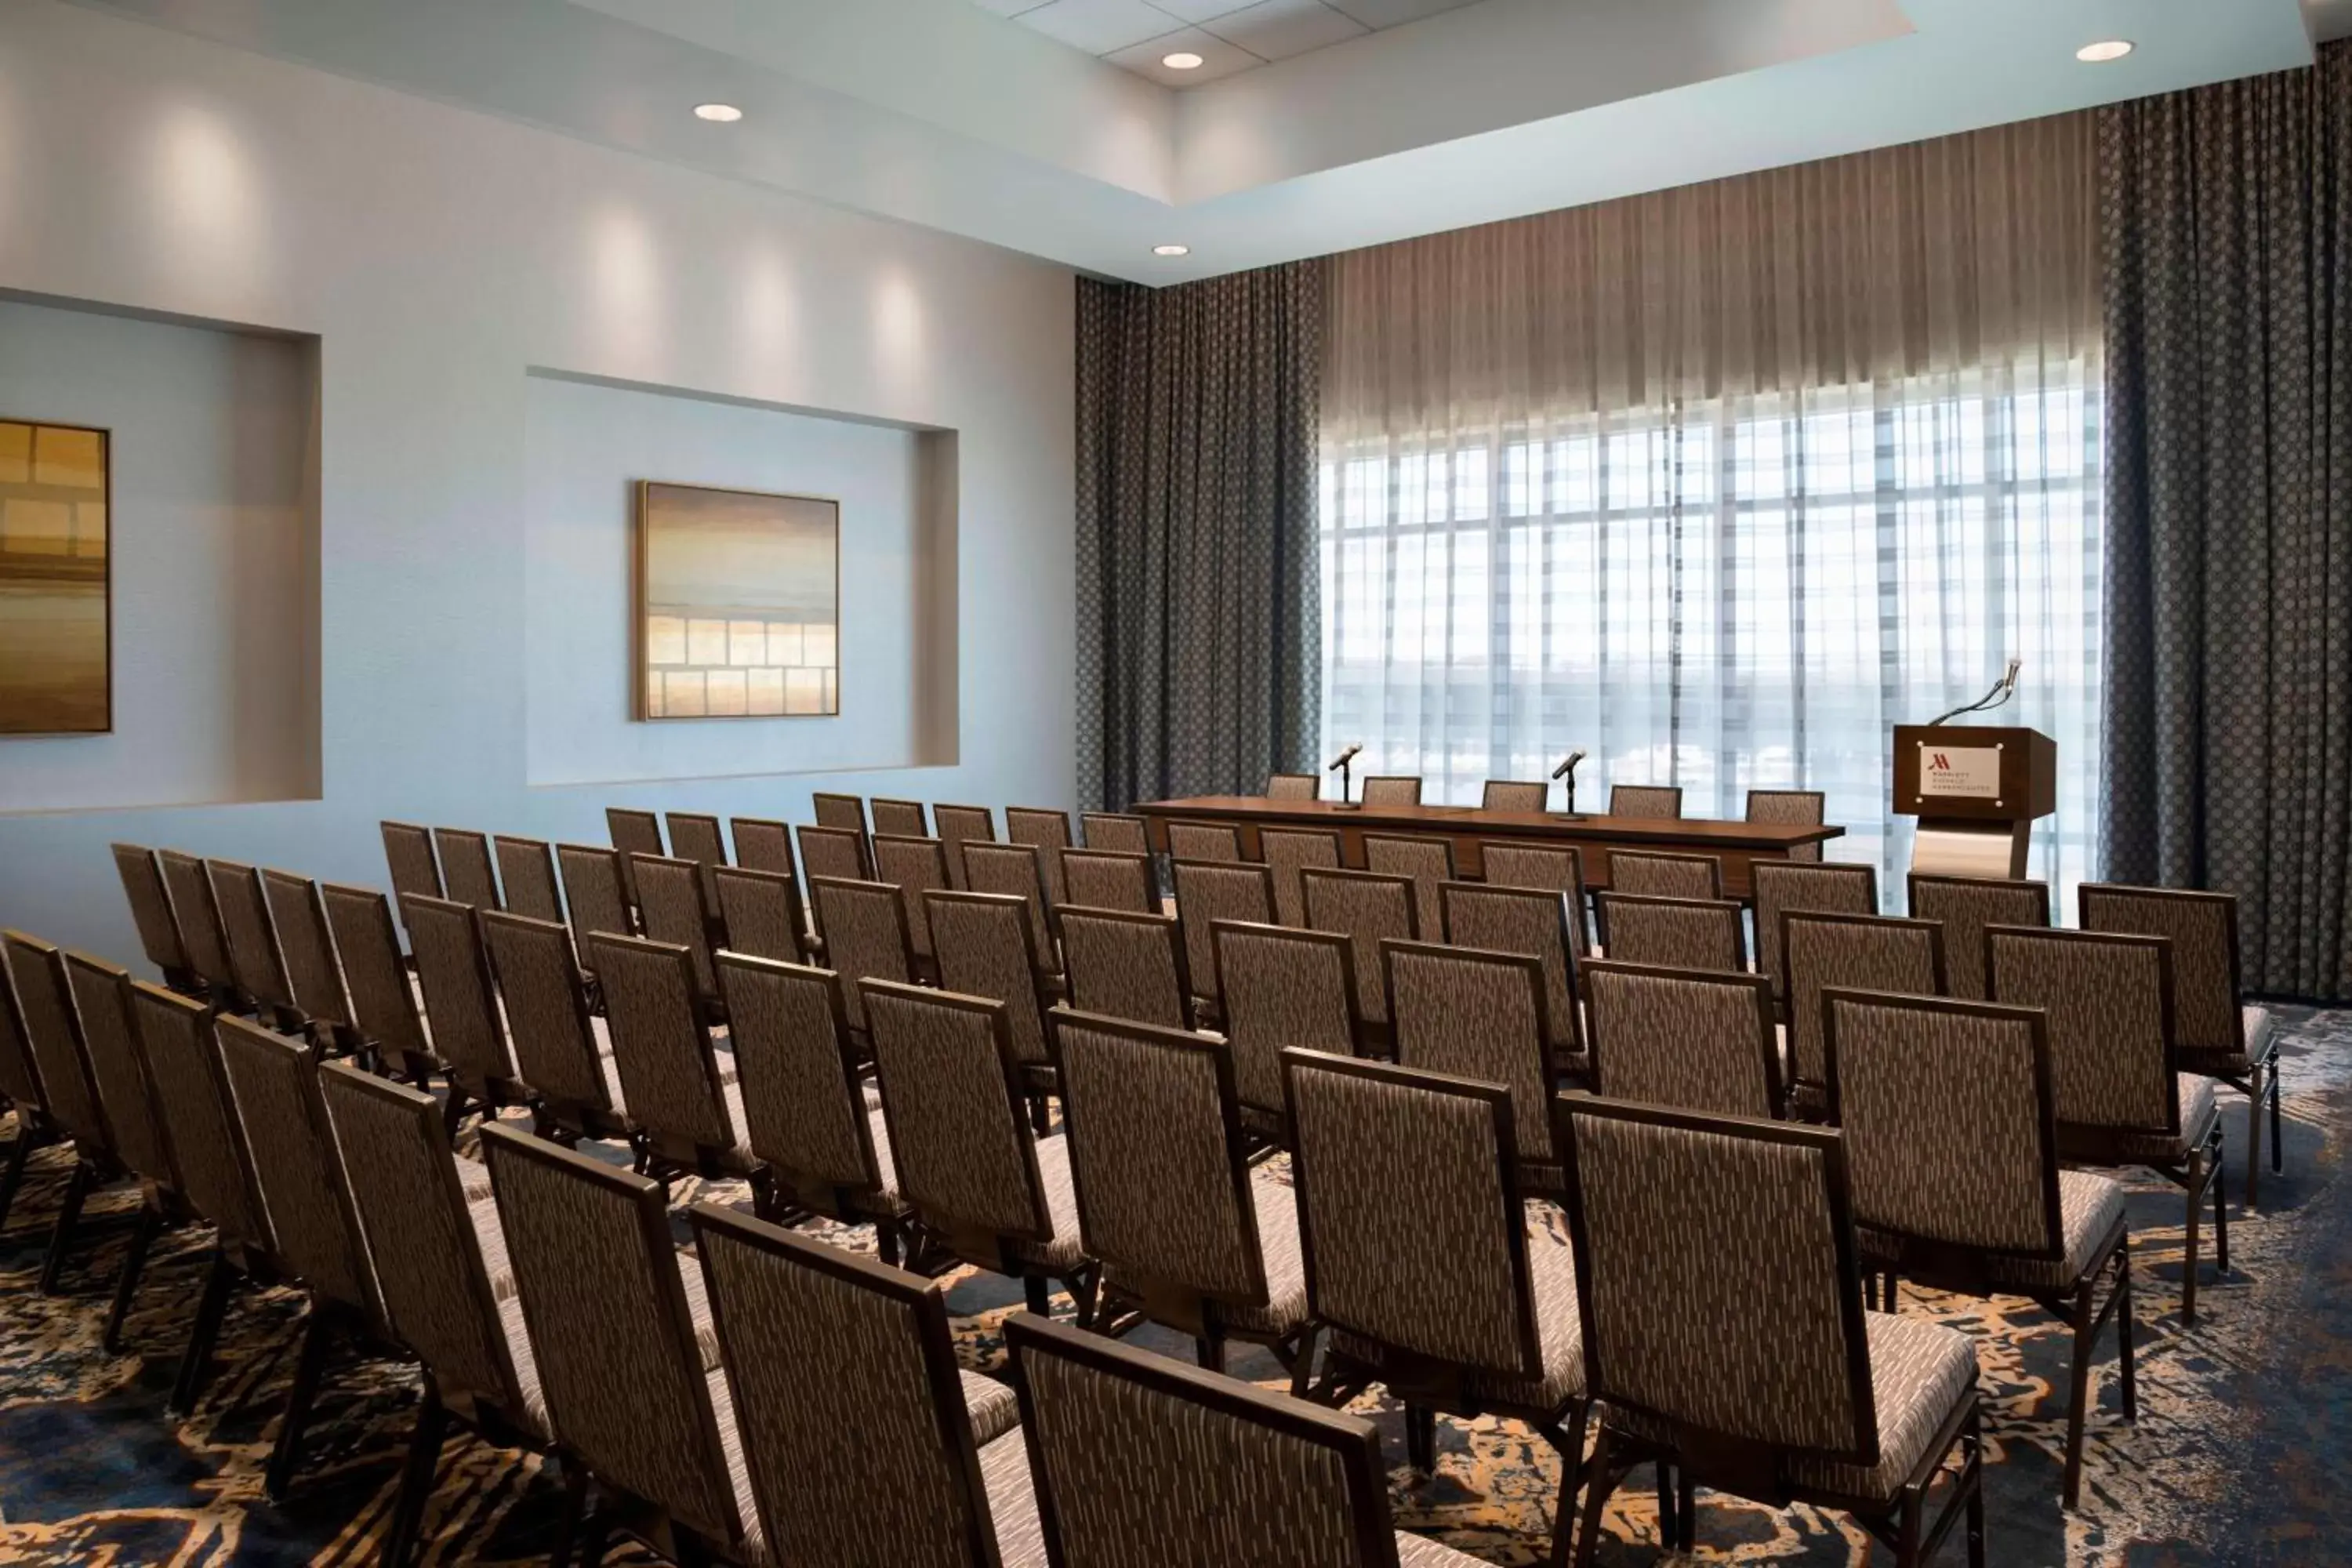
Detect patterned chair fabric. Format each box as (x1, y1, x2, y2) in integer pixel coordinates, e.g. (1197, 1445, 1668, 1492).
(632, 855, 724, 1009)
(813, 792, 871, 836)
(0, 961, 42, 1120)
(1363, 835, 1455, 942)
(1359, 776, 1423, 808)
(587, 933, 746, 1167)
(5, 932, 109, 1149)
(1061, 850, 1155, 914)
(2078, 884, 2252, 1065)
(1440, 882, 1583, 1063)
(492, 837, 566, 924)
(869, 798, 931, 837)
(111, 843, 191, 985)
(1583, 962, 1780, 1120)
(212, 1015, 380, 1316)
(554, 844, 633, 947)
(1751, 861, 1878, 1002)
(1781, 913, 1945, 1098)
(1259, 827, 1342, 928)
(713, 866, 811, 964)
(1987, 927, 2182, 1145)
(158, 849, 241, 1000)
(873, 836, 953, 960)
(605, 807, 667, 862)
(1265, 771, 1321, 801)
(1060, 909, 1192, 1031)
(382, 820, 445, 900)
(927, 891, 1058, 1073)
(1080, 812, 1151, 855)
(1166, 821, 1244, 863)
(260, 870, 355, 1034)
(318, 884, 434, 1069)
(402, 894, 520, 1093)
(129, 983, 268, 1247)
(479, 911, 621, 1123)
(715, 954, 891, 1210)
(1608, 784, 1684, 818)
(729, 817, 799, 877)
(797, 825, 873, 895)
(1171, 861, 1276, 1011)
(207, 859, 298, 1013)
(932, 804, 999, 891)
(434, 829, 503, 912)
(1212, 922, 1360, 1141)
(962, 844, 1058, 960)
(1005, 808, 1075, 910)
(1906, 875, 2049, 1001)
(478, 1123, 747, 1549)
(813, 878, 916, 1033)
(1482, 779, 1550, 812)
(1607, 849, 1722, 902)
(1747, 789, 1828, 862)
(1594, 893, 1746, 975)
(1478, 842, 1592, 957)
(62, 951, 176, 1187)
(1385, 942, 1559, 1171)
(1301, 869, 1417, 1027)
(665, 813, 731, 909)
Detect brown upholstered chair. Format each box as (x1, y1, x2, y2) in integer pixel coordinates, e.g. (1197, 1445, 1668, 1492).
(1283, 1051, 1587, 1556)
(260, 869, 360, 1054)
(1171, 859, 1275, 1023)
(862, 980, 1098, 1321)
(1385, 939, 1563, 1191)
(666, 811, 731, 907)
(729, 816, 799, 877)
(1079, 811, 1150, 855)
(1209, 921, 1360, 1148)
(158, 848, 246, 1013)
(1606, 783, 1683, 818)
(1060, 848, 1155, 914)
(1555, 1096, 1984, 1567)
(1049, 1009, 1316, 1380)
(1441, 880, 1586, 1076)
(1165, 818, 1244, 863)
(1907, 874, 2049, 1001)
(318, 882, 441, 1086)
(382, 819, 445, 900)
(963, 842, 1060, 963)
(1480, 841, 1593, 957)
(2080, 883, 2281, 1207)
(554, 843, 634, 948)
(1359, 775, 1424, 807)
(1363, 833, 1455, 942)
(797, 826, 873, 919)
(1989, 925, 2227, 1319)
(1824, 988, 2133, 1508)
(869, 797, 931, 837)
(433, 827, 503, 911)
(686, 1203, 1036, 1567)
(632, 853, 728, 1025)
(206, 858, 302, 1029)
(479, 909, 632, 1145)
(1608, 848, 1722, 901)
(872, 833, 953, 972)
(1259, 826, 1342, 927)
(1483, 779, 1551, 812)
(1748, 788, 1828, 862)
(1005, 807, 1075, 909)
(1583, 960, 1780, 1120)
(492, 835, 565, 924)
(1058, 908, 1192, 1031)
(606, 805, 667, 862)
(1782, 911, 1946, 1116)
(1302, 867, 1417, 1044)
(1752, 860, 1878, 1004)
(1266, 771, 1321, 800)
(813, 790, 870, 837)
(713, 864, 813, 964)
(113, 842, 201, 996)
(812, 876, 919, 1038)
(403, 892, 530, 1128)
(5, 931, 127, 1293)
(933, 803, 999, 891)
(586, 931, 754, 1185)
(1593, 892, 1747, 974)
(927, 890, 1063, 1134)
(0, 955, 49, 1233)
(62, 950, 188, 1348)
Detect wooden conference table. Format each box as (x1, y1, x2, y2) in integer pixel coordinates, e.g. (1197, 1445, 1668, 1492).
(1135, 797, 1843, 898)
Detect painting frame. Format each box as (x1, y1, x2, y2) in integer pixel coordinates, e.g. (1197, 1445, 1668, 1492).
(632, 478, 843, 723)
(0, 415, 113, 738)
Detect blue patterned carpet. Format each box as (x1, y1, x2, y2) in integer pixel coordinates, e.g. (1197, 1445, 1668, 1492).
(2, 1007, 2349, 1566)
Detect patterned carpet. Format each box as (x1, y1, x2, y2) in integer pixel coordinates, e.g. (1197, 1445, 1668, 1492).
(3, 1007, 2350, 1566)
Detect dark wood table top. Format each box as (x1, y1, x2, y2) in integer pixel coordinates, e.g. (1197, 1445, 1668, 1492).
(1135, 795, 1843, 851)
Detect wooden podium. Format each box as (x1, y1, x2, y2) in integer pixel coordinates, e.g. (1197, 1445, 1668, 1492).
(1893, 724, 2056, 880)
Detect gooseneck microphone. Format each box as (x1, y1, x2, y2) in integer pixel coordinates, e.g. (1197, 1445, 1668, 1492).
(1550, 749, 1588, 781)
(1926, 659, 2022, 728)
(1326, 743, 1363, 772)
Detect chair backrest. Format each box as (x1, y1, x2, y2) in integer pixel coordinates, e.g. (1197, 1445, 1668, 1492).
(932, 804, 998, 890)
(1059, 908, 1192, 1031)
(1906, 874, 2050, 1000)
(2078, 884, 2246, 1058)
(1824, 990, 2063, 1259)
(479, 910, 613, 1116)
(1385, 939, 1557, 1168)
(1061, 849, 1154, 914)
(1265, 771, 1321, 801)
(62, 950, 174, 1187)
(260, 869, 354, 1031)
(1747, 789, 1828, 862)
(1607, 784, 1684, 818)
(206, 859, 297, 1013)
(1440, 881, 1581, 1058)
(212, 1014, 379, 1315)
(554, 843, 633, 948)
(688, 1203, 1005, 1568)
(318, 1062, 525, 1419)
(1005, 808, 1074, 909)
(1479, 841, 1591, 956)
(1361, 833, 1454, 940)
(1482, 779, 1549, 812)
(712, 865, 809, 964)
(731, 816, 799, 877)
(1557, 1097, 1877, 1465)
(797, 825, 873, 898)
(1170, 860, 1275, 1008)
(606, 806, 668, 862)
(962, 842, 1056, 955)
(1781, 912, 1946, 1093)
(1608, 849, 1722, 901)
(2, 931, 107, 1149)
(0, 956, 40, 1114)
(587, 932, 738, 1159)
(1594, 892, 1746, 975)
(129, 982, 267, 1247)
(402, 893, 516, 1086)
(434, 827, 503, 911)
(318, 883, 430, 1061)
(872, 835, 952, 959)
(1007, 1310, 1410, 1568)
(1752, 860, 1878, 1000)
(869, 797, 931, 837)
(1164, 820, 1243, 864)
(157, 848, 238, 994)
(632, 854, 722, 1007)
(812, 791, 870, 836)
(927, 891, 1055, 1069)
(1301, 869, 1417, 1027)
(812, 877, 916, 1033)
(492, 836, 566, 924)
(382, 820, 445, 900)
(1258, 826, 1342, 927)
(716, 954, 884, 1207)
(1284, 1051, 1539, 1382)
(1358, 775, 1422, 807)
(111, 843, 191, 980)
(1987, 926, 2178, 1141)
(1210, 921, 1360, 1139)
(1583, 961, 1780, 1120)
(665, 812, 731, 877)
(1079, 812, 1150, 855)
(481, 1123, 741, 1544)
(1052, 1009, 1266, 1312)
(863, 981, 1051, 1262)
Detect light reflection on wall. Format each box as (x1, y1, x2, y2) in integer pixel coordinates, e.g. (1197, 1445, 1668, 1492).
(737, 239, 799, 389)
(589, 202, 666, 371)
(151, 100, 270, 297)
(873, 268, 926, 405)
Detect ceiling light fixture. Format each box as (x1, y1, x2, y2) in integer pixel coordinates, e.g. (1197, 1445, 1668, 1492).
(1162, 52, 1204, 70)
(1152, 244, 1190, 257)
(695, 102, 745, 122)
(2074, 39, 2132, 63)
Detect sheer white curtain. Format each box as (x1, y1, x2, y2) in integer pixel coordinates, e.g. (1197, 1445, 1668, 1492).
(1319, 114, 2104, 898)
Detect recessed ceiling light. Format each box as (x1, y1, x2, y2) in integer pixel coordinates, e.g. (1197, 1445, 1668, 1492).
(694, 103, 744, 122)
(1162, 52, 1204, 71)
(2075, 39, 2132, 63)
(1152, 244, 1190, 257)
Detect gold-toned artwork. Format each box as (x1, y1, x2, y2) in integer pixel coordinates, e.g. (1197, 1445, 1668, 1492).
(0, 419, 111, 735)
(636, 481, 840, 720)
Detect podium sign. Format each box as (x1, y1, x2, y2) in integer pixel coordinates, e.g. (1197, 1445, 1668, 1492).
(1893, 724, 2056, 880)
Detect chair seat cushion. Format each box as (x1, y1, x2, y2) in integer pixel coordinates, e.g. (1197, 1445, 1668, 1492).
(1462, 1217, 1584, 1411)
(1784, 1312, 1977, 1501)
(455, 1152, 494, 1204)
(1985, 1171, 2126, 1292)
(469, 1186, 518, 1303)
(1220, 1172, 1309, 1338)
(2179, 1005, 2277, 1079)
(2108, 1075, 2220, 1164)
(707, 1367, 769, 1566)
(1007, 1132, 1089, 1275)
(860, 1105, 913, 1218)
(496, 1295, 553, 1439)
(979, 1426, 1047, 1567)
(960, 1369, 1020, 1445)
(1397, 1532, 1501, 1567)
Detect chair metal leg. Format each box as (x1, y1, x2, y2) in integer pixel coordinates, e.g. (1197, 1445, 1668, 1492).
(1403, 1403, 1436, 1475)
(171, 1249, 238, 1414)
(548, 1457, 591, 1568)
(266, 1307, 337, 1500)
(1964, 1405, 1987, 1568)
(1194, 1334, 1225, 1373)
(1566, 1423, 1617, 1568)
(382, 1380, 447, 1568)
(1893, 1479, 1925, 1568)
(877, 1223, 902, 1269)
(0, 1122, 38, 1232)
(39, 1158, 95, 1294)
(2270, 1058, 2285, 1173)
(2180, 1149, 2204, 1323)
(1022, 1273, 1052, 1316)
(2115, 1236, 2138, 1421)
(102, 1203, 162, 1353)
(1288, 1326, 1319, 1399)
(1653, 1462, 1676, 1548)
(2244, 1071, 2264, 1209)
(2061, 1277, 2094, 1508)
(1676, 1471, 1696, 1552)
(2212, 1130, 2230, 1274)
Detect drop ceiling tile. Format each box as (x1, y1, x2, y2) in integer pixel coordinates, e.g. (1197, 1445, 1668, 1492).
(1145, 0, 1262, 20)
(1103, 25, 1263, 83)
(968, 0, 1053, 14)
(1017, 0, 1190, 55)
(1323, 0, 1484, 30)
(1203, 0, 1367, 60)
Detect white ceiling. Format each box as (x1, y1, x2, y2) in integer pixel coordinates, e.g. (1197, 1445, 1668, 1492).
(970, 0, 1486, 88)
(57, 0, 2347, 285)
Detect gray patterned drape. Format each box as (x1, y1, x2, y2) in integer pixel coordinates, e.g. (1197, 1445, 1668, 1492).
(1076, 263, 1323, 812)
(2100, 44, 2352, 1000)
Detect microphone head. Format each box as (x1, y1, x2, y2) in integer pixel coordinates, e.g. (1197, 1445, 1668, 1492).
(2003, 657, 2021, 690)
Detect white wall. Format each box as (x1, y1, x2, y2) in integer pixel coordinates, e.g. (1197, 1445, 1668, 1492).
(0, 0, 1076, 966)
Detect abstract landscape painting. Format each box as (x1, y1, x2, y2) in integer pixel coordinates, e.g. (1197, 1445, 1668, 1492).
(636, 481, 840, 721)
(0, 419, 110, 735)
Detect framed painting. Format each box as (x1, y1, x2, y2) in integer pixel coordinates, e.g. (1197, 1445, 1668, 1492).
(635, 480, 840, 721)
(0, 419, 111, 735)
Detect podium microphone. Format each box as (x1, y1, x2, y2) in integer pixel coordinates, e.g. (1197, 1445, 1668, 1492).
(1927, 659, 2021, 728)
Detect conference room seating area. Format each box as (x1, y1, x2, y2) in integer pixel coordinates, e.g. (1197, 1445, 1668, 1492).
(0, 776, 2293, 1567)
